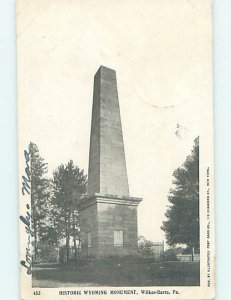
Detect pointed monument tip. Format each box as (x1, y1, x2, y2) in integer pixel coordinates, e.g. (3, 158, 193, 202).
(96, 65, 116, 74)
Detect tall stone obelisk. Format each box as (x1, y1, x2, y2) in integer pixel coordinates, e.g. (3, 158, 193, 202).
(87, 66, 129, 198)
(78, 66, 142, 257)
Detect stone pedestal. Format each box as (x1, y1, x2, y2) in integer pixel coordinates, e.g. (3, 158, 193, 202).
(79, 194, 141, 257)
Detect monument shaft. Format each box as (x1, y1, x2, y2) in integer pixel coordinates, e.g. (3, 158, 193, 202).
(87, 66, 129, 198)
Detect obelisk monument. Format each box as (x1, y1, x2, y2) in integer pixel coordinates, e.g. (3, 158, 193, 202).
(78, 66, 142, 257)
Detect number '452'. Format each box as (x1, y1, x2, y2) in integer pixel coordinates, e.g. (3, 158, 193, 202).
(33, 291, 41, 296)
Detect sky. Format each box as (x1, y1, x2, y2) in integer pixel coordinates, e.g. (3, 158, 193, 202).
(17, 0, 212, 243)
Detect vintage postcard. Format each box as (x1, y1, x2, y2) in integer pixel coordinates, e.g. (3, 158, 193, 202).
(17, 0, 215, 299)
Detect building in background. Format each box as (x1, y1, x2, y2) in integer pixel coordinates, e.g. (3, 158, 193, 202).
(151, 241, 164, 260)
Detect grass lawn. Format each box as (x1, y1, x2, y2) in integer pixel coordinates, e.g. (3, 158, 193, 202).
(32, 259, 200, 288)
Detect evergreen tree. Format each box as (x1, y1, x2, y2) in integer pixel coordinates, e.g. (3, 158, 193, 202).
(161, 137, 199, 260)
(52, 160, 87, 261)
(29, 142, 49, 260)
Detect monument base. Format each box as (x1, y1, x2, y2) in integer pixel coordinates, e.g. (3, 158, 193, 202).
(78, 194, 142, 257)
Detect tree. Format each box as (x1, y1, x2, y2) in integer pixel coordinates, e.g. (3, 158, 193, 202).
(52, 160, 87, 261)
(138, 235, 155, 258)
(29, 142, 49, 260)
(163, 247, 184, 261)
(161, 137, 199, 260)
